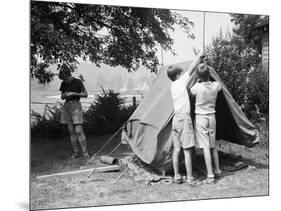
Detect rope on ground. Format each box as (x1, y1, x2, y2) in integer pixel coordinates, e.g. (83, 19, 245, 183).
(108, 141, 123, 156)
(88, 128, 122, 164)
(87, 121, 128, 178)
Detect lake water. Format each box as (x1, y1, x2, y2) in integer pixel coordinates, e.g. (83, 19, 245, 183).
(31, 92, 97, 115)
(31, 92, 143, 116)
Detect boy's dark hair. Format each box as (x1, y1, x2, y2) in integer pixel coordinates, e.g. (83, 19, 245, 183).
(58, 64, 72, 80)
(197, 64, 209, 81)
(167, 65, 183, 81)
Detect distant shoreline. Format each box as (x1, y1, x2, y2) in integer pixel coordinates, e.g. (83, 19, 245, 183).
(31, 90, 147, 116)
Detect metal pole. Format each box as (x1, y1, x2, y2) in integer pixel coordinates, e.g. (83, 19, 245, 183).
(161, 46, 164, 66)
(203, 12, 206, 51)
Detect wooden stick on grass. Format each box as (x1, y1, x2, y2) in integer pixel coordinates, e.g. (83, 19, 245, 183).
(37, 165, 120, 179)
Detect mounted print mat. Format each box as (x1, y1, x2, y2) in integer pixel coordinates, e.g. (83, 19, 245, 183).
(30, 0, 269, 210)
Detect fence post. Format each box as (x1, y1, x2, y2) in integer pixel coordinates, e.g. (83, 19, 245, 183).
(132, 97, 136, 107)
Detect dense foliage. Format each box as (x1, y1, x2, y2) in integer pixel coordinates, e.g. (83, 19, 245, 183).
(31, 104, 68, 139)
(31, 1, 194, 83)
(83, 89, 136, 135)
(31, 90, 136, 140)
(203, 15, 269, 122)
(230, 14, 269, 53)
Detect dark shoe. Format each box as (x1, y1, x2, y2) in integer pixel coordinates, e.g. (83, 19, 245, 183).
(174, 175, 183, 184)
(214, 170, 222, 179)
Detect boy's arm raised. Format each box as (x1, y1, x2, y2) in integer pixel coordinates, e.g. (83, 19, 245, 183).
(178, 52, 205, 84)
(188, 52, 205, 76)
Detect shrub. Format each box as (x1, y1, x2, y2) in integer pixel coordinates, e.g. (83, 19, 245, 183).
(254, 120, 269, 149)
(31, 104, 68, 140)
(84, 89, 136, 135)
(204, 32, 268, 123)
(31, 89, 137, 140)
(243, 68, 268, 122)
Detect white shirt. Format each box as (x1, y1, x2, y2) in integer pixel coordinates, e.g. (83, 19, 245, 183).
(190, 81, 221, 115)
(170, 73, 191, 114)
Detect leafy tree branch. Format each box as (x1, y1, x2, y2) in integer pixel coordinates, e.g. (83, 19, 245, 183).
(31, 1, 194, 83)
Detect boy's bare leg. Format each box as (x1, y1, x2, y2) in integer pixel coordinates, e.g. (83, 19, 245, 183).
(75, 125, 90, 159)
(172, 147, 181, 178)
(211, 147, 221, 174)
(203, 147, 214, 178)
(67, 124, 80, 156)
(183, 148, 194, 180)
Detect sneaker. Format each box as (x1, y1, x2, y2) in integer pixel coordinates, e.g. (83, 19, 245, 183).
(186, 178, 201, 187)
(83, 152, 91, 160)
(204, 176, 215, 184)
(71, 152, 82, 159)
(174, 175, 183, 184)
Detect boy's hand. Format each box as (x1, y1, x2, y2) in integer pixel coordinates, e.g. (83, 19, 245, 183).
(61, 92, 77, 100)
(198, 51, 205, 57)
(198, 52, 206, 63)
(65, 92, 76, 97)
(187, 51, 206, 76)
(61, 93, 67, 99)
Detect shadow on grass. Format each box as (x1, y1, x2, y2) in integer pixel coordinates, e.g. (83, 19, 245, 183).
(164, 150, 268, 179)
(31, 134, 132, 177)
(31, 134, 268, 179)
(218, 150, 268, 169)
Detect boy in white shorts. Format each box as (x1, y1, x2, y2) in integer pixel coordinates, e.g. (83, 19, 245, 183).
(190, 63, 222, 184)
(167, 52, 205, 185)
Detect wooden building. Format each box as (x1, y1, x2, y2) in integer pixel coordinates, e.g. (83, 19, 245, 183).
(254, 22, 269, 72)
(261, 25, 269, 72)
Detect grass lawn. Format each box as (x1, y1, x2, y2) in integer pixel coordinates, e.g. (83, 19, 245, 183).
(30, 135, 269, 210)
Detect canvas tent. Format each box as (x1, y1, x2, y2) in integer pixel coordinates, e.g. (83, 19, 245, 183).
(123, 61, 259, 172)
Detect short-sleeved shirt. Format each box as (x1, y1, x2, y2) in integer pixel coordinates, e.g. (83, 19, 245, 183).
(190, 81, 221, 115)
(59, 77, 85, 101)
(170, 73, 191, 114)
